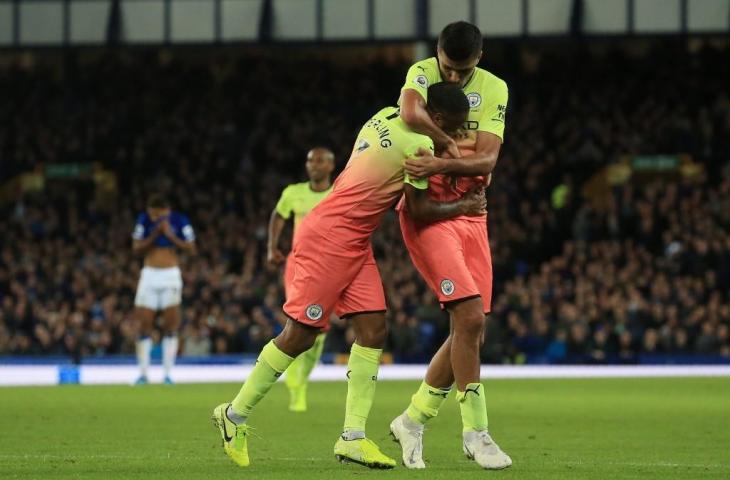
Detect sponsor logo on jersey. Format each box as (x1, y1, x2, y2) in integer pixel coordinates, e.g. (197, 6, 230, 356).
(467, 92, 482, 108)
(414, 75, 429, 88)
(306, 304, 323, 320)
(440, 279, 455, 296)
(356, 139, 370, 152)
(492, 104, 506, 123)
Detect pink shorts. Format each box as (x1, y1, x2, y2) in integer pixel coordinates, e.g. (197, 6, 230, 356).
(283, 225, 387, 329)
(399, 209, 493, 313)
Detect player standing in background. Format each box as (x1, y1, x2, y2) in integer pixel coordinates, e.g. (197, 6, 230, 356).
(267, 147, 335, 412)
(212, 83, 483, 469)
(132, 195, 196, 385)
(389, 21, 512, 469)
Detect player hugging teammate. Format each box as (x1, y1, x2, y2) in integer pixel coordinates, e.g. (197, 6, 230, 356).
(211, 20, 511, 471)
(390, 21, 512, 470)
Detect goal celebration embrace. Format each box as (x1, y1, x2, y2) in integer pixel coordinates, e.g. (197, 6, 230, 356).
(212, 21, 512, 471)
(2, 3, 729, 480)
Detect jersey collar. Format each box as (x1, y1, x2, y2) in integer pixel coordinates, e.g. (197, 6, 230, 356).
(434, 57, 478, 91)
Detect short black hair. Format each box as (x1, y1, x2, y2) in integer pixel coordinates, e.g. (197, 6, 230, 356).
(426, 82, 470, 118)
(147, 194, 169, 209)
(438, 21, 482, 61)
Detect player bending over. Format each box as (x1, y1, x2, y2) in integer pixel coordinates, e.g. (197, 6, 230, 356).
(132, 194, 196, 385)
(212, 83, 483, 469)
(389, 21, 512, 470)
(267, 147, 335, 412)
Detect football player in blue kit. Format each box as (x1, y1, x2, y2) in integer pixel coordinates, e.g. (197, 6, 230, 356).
(132, 194, 196, 384)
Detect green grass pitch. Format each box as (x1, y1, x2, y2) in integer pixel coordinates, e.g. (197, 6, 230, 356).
(2, 377, 729, 479)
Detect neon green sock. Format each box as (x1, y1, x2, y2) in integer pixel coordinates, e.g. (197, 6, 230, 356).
(285, 333, 326, 390)
(455, 382, 489, 432)
(343, 343, 382, 433)
(405, 381, 451, 425)
(231, 340, 294, 417)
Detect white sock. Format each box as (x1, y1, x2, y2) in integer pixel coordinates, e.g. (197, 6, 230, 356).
(162, 335, 179, 378)
(226, 405, 247, 425)
(341, 430, 366, 441)
(136, 336, 152, 378)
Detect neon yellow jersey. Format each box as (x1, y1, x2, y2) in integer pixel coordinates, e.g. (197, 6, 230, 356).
(351, 106, 431, 192)
(401, 57, 508, 141)
(275, 182, 333, 233)
(302, 107, 432, 250)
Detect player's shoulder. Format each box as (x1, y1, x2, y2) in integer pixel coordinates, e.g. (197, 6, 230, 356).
(284, 181, 309, 195)
(474, 67, 508, 92)
(409, 57, 438, 73)
(405, 57, 439, 90)
(170, 211, 190, 224)
(402, 128, 434, 152)
(135, 212, 149, 224)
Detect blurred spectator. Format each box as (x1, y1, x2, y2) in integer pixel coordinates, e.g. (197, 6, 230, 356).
(0, 41, 728, 363)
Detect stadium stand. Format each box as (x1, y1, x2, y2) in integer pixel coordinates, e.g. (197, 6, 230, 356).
(1, 41, 728, 363)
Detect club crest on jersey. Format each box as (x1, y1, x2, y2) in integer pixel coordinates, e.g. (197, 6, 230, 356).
(306, 304, 323, 320)
(467, 93, 482, 108)
(440, 279, 455, 296)
(414, 75, 429, 88)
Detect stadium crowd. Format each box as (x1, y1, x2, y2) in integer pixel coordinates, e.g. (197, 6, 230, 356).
(1, 41, 729, 363)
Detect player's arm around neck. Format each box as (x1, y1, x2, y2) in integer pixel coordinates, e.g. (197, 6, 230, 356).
(405, 131, 501, 179)
(443, 130, 502, 177)
(400, 89, 460, 159)
(404, 184, 486, 223)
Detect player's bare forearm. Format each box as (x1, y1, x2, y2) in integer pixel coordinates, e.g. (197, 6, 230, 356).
(440, 150, 498, 177)
(404, 184, 485, 223)
(267, 210, 286, 253)
(406, 131, 503, 179)
(132, 236, 158, 255)
(443, 131, 502, 177)
(165, 234, 196, 254)
(408, 197, 467, 223)
(400, 90, 454, 152)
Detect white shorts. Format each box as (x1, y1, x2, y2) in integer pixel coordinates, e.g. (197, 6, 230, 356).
(134, 266, 183, 311)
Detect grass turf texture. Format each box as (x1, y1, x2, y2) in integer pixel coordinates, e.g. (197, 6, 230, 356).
(1, 378, 729, 479)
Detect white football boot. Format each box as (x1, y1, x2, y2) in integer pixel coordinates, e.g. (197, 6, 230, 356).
(462, 430, 512, 469)
(389, 413, 426, 469)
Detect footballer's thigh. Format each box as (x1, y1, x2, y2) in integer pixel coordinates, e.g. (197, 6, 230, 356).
(161, 306, 181, 334)
(464, 220, 494, 314)
(337, 248, 388, 349)
(283, 238, 368, 335)
(134, 307, 157, 335)
(399, 211, 481, 307)
(283, 252, 296, 299)
(159, 267, 183, 333)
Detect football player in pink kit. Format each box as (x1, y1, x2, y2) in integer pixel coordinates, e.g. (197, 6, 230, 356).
(389, 21, 512, 470)
(212, 83, 486, 469)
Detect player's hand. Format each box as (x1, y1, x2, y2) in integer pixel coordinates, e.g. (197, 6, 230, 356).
(160, 220, 174, 238)
(460, 187, 487, 217)
(267, 249, 286, 270)
(405, 148, 446, 179)
(444, 138, 461, 159)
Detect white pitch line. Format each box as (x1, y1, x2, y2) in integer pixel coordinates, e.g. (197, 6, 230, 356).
(0, 454, 320, 462)
(563, 460, 730, 469)
(2, 455, 728, 469)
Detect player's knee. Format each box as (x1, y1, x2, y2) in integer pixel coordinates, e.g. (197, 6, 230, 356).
(136, 314, 154, 335)
(357, 321, 388, 348)
(276, 320, 319, 356)
(453, 309, 485, 339)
